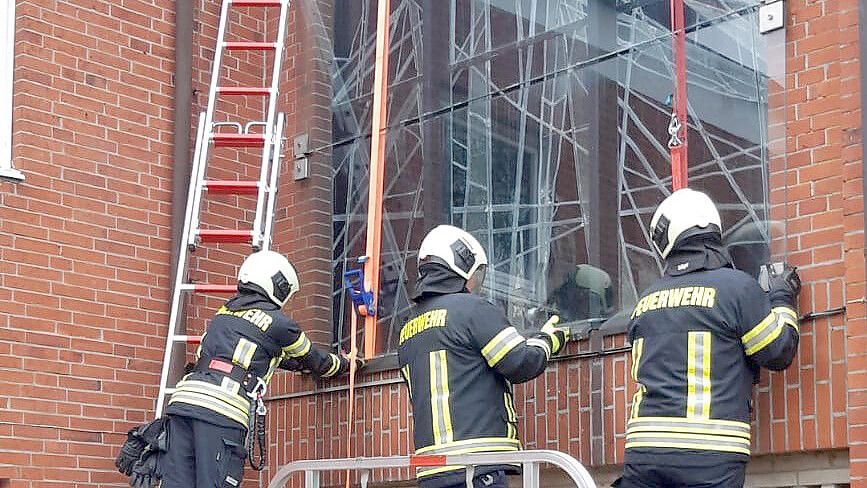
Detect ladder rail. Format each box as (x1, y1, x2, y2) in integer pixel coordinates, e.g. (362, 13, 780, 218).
(266, 450, 597, 488)
(261, 112, 285, 250)
(155, 112, 208, 416)
(189, 0, 233, 248)
(251, 0, 290, 250)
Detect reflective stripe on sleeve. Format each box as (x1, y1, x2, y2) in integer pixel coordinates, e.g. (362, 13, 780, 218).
(525, 337, 551, 360)
(742, 306, 798, 356)
(283, 332, 312, 358)
(481, 327, 525, 367)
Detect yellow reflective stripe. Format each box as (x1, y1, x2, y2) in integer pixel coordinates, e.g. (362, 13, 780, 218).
(503, 392, 517, 439)
(321, 354, 341, 378)
(631, 387, 645, 420)
(625, 441, 750, 455)
(631, 338, 644, 381)
(232, 338, 257, 369)
(686, 332, 711, 419)
(630, 338, 645, 419)
(526, 337, 551, 360)
(175, 379, 250, 412)
(283, 332, 312, 358)
(401, 364, 412, 398)
(627, 425, 750, 439)
(742, 312, 775, 344)
(481, 327, 525, 367)
(168, 392, 248, 426)
(772, 306, 799, 332)
(742, 306, 798, 356)
(415, 441, 521, 478)
(417, 466, 464, 477)
(626, 431, 750, 446)
(429, 350, 454, 444)
(262, 356, 281, 383)
(630, 416, 751, 429)
(415, 437, 521, 454)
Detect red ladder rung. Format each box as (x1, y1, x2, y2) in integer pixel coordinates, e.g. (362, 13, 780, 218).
(216, 86, 271, 96)
(211, 133, 265, 148)
(197, 229, 254, 243)
(190, 284, 238, 294)
(204, 180, 260, 194)
(223, 42, 277, 51)
(173, 335, 203, 345)
(231, 0, 282, 6)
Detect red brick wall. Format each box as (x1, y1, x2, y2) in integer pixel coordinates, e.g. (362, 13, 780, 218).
(0, 0, 862, 486)
(0, 1, 177, 485)
(260, 0, 864, 487)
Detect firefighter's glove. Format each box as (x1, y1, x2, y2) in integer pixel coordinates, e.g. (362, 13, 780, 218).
(129, 452, 159, 488)
(127, 423, 168, 488)
(278, 357, 308, 373)
(116, 418, 168, 476)
(115, 430, 146, 476)
(336, 352, 366, 377)
(759, 262, 801, 307)
(540, 315, 570, 355)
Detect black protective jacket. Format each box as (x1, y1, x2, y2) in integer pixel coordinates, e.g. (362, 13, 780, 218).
(397, 265, 560, 486)
(166, 289, 344, 429)
(625, 236, 799, 466)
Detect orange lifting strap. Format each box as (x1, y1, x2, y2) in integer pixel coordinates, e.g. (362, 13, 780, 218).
(345, 0, 392, 486)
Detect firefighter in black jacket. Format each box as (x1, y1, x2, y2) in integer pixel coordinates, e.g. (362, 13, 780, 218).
(618, 189, 801, 488)
(398, 225, 570, 488)
(160, 250, 359, 488)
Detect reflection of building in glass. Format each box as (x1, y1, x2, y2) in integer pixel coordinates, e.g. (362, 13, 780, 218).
(328, 0, 775, 354)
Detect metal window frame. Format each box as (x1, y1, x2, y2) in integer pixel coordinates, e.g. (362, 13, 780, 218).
(0, 0, 21, 182)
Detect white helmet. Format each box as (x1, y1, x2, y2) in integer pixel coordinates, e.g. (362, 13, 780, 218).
(237, 250, 300, 307)
(650, 188, 722, 259)
(418, 225, 488, 281)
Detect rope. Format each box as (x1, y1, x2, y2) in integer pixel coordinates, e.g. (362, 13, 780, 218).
(345, 310, 360, 488)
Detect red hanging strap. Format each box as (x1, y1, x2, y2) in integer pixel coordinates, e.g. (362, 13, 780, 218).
(669, 0, 689, 190)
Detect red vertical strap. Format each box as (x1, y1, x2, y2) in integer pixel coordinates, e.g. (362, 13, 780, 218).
(363, 0, 392, 359)
(670, 0, 689, 190)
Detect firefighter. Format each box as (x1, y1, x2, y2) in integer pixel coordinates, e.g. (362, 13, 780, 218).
(157, 250, 362, 488)
(617, 189, 801, 488)
(398, 225, 570, 488)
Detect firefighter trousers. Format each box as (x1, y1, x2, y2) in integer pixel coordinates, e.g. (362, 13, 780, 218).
(419, 469, 509, 488)
(160, 414, 246, 488)
(615, 461, 746, 488)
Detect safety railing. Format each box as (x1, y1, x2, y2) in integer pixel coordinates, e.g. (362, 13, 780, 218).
(267, 450, 597, 488)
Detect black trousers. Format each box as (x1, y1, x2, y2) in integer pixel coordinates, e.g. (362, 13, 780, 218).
(616, 461, 746, 488)
(419, 470, 509, 488)
(161, 414, 247, 488)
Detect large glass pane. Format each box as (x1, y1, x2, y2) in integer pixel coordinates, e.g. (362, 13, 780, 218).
(326, 0, 784, 355)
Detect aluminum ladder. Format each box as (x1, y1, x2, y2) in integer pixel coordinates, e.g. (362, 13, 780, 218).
(267, 450, 597, 488)
(155, 0, 291, 415)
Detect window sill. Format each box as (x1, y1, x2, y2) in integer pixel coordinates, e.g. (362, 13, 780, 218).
(0, 167, 24, 183)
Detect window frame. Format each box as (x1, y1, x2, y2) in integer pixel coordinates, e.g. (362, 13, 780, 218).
(0, 0, 21, 183)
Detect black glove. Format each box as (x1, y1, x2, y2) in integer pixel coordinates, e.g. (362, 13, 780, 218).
(129, 451, 160, 488)
(116, 418, 168, 476)
(759, 262, 801, 306)
(335, 352, 366, 377)
(115, 431, 147, 476)
(278, 357, 309, 373)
